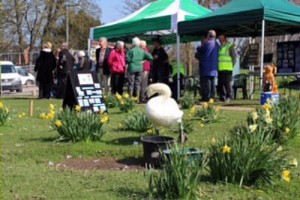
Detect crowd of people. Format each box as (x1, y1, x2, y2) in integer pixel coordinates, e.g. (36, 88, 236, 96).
(34, 37, 176, 102)
(34, 31, 236, 103)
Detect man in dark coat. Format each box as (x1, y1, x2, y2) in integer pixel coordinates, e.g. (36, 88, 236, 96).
(95, 37, 112, 94)
(56, 42, 75, 98)
(34, 42, 56, 99)
(151, 38, 169, 84)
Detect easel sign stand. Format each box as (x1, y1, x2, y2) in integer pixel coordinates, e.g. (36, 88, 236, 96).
(63, 71, 107, 113)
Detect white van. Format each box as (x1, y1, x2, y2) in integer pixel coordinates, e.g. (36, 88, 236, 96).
(1, 61, 22, 92)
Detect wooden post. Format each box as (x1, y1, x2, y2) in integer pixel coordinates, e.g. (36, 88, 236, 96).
(29, 100, 34, 117)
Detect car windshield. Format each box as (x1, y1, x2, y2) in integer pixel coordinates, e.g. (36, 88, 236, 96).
(16, 68, 27, 75)
(1, 65, 17, 73)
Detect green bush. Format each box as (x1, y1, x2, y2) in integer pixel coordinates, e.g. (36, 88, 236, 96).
(115, 93, 137, 113)
(179, 94, 196, 109)
(52, 108, 108, 142)
(247, 96, 300, 144)
(208, 123, 286, 186)
(148, 145, 203, 200)
(119, 111, 153, 132)
(0, 102, 10, 126)
(190, 100, 220, 123)
(104, 95, 118, 108)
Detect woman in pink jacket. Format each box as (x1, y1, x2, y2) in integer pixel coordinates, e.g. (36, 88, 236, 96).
(108, 41, 126, 95)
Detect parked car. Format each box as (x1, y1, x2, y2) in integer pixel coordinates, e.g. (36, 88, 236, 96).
(15, 66, 36, 85)
(1, 61, 22, 92)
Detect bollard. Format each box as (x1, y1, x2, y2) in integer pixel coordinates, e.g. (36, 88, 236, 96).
(29, 100, 34, 117)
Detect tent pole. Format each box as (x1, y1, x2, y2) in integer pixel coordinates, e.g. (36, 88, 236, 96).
(176, 34, 181, 101)
(260, 19, 265, 92)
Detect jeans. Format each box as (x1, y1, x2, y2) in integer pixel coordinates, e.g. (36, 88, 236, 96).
(200, 76, 215, 101)
(127, 72, 142, 96)
(97, 68, 110, 95)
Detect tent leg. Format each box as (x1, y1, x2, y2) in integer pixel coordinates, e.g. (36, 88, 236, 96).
(176, 34, 181, 101)
(260, 19, 265, 92)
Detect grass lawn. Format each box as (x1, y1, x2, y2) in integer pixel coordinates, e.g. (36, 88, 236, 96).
(1, 98, 300, 200)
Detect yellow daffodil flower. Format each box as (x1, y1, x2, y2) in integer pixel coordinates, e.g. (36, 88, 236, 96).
(203, 102, 208, 109)
(18, 114, 23, 118)
(5, 108, 9, 113)
(285, 128, 290, 134)
(209, 98, 214, 104)
(120, 101, 125, 105)
(116, 93, 122, 100)
(262, 103, 272, 110)
(251, 112, 259, 120)
(222, 145, 231, 154)
(211, 137, 216, 144)
(100, 116, 109, 123)
(147, 129, 153, 135)
(55, 120, 63, 127)
(265, 117, 273, 124)
(123, 93, 129, 99)
(49, 104, 55, 110)
(215, 106, 220, 112)
(0, 102, 3, 109)
(46, 113, 54, 120)
(190, 106, 196, 114)
(249, 124, 258, 133)
(282, 170, 291, 183)
(75, 105, 81, 112)
(289, 158, 298, 167)
(199, 123, 204, 128)
(39, 113, 47, 119)
(22, 112, 26, 116)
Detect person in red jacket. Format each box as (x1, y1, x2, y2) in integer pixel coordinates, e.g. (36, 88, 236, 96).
(108, 41, 126, 95)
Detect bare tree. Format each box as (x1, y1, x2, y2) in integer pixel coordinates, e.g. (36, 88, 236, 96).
(122, 0, 155, 15)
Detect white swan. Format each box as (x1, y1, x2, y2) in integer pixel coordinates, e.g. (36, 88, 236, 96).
(145, 83, 186, 143)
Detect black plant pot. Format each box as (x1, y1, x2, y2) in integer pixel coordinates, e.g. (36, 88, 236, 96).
(140, 135, 175, 167)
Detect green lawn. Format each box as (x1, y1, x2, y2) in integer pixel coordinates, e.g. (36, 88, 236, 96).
(1, 98, 300, 200)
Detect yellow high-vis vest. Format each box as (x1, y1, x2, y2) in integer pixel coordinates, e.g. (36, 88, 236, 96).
(171, 62, 185, 77)
(218, 42, 234, 71)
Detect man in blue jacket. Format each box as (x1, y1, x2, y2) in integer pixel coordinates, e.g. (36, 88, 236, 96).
(195, 30, 219, 102)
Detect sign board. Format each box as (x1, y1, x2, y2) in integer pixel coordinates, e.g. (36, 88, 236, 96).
(63, 71, 107, 113)
(277, 41, 300, 73)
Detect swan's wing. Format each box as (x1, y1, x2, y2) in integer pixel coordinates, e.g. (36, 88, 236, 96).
(145, 98, 183, 127)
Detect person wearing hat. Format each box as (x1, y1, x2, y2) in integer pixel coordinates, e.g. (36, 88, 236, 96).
(34, 42, 57, 99)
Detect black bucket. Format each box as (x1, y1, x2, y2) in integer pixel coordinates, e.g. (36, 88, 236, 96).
(140, 135, 175, 167)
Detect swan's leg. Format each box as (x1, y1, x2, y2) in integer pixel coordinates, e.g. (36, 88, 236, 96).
(155, 128, 160, 135)
(179, 122, 187, 143)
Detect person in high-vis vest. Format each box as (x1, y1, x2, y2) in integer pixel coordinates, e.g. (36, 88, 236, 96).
(170, 61, 185, 101)
(218, 34, 236, 103)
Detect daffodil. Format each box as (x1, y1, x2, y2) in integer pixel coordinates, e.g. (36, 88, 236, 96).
(46, 113, 55, 120)
(118, 123, 124, 129)
(5, 108, 9, 113)
(147, 129, 153, 135)
(120, 101, 125, 105)
(75, 105, 81, 112)
(251, 112, 259, 120)
(0, 102, 3, 109)
(209, 98, 214, 104)
(39, 113, 47, 119)
(203, 102, 208, 109)
(249, 124, 258, 132)
(211, 137, 216, 144)
(116, 93, 122, 100)
(22, 112, 26, 116)
(285, 128, 290, 134)
(49, 104, 55, 111)
(99, 110, 105, 115)
(289, 158, 298, 167)
(215, 106, 220, 112)
(262, 103, 272, 110)
(199, 123, 204, 128)
(100, 116, 109, 123)
(18, 114, 23, 118)
(265, 117, 273, 124)
(55, 120, 63, 127)
(123, 93, 129, 99)
(282, 170, 291, 183)
(190, 106, 196, 114)
(222, 145, 231, 154)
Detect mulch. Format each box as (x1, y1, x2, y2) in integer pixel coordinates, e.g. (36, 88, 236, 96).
(52, 157, 145, 171)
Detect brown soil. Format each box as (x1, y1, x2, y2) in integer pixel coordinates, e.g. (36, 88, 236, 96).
(53, 157, 145, 171)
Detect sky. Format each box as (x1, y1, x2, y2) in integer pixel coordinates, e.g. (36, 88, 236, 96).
(98, 0, 126, 24)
